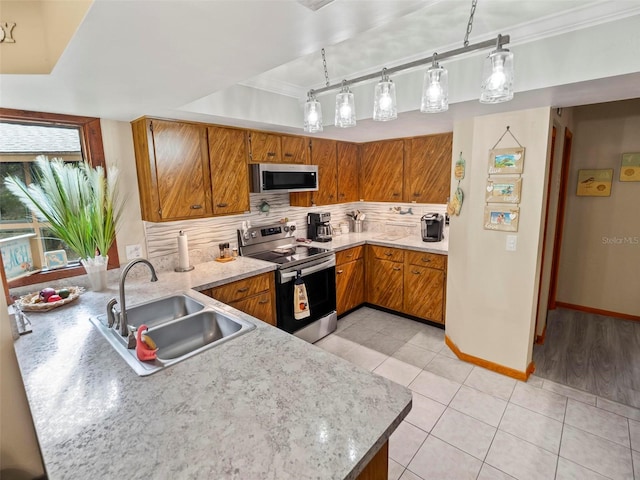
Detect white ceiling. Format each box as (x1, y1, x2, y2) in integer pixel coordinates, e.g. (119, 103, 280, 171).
(1, 0, 640, 141)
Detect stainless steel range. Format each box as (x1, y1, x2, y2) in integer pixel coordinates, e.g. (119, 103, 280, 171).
(238, 222, 337, 343)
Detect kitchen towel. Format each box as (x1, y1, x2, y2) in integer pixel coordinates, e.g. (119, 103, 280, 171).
(294, 272, 310, 320)
(177, 231, 190, 270)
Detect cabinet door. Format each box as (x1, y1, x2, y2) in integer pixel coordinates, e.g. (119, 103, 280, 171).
(208, 126, 250, 215)
(210, 272, 271, 304)
(404, 265, 444, 323)
(312, 138, 338, 205)
(405, 133, 452, 203)
(337, 142, 359, 203)
(249, 131, 281, 163)
(230, 291, 276, 326)
(151, 120, 212, 220)
(336, 259, 364, 315)
(361, 140, 404, 202)
(281, 135, 309, 164)
(366, 257, 403, 311)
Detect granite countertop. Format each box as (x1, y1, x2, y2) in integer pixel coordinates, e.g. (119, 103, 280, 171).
(12, 255, 412, 480)
(314, 229, 449, 255)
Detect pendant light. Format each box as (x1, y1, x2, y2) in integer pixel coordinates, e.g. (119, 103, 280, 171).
(480, 34, 514, 104)
(420, 53, 448, 113)
(303, 90, 323, 133)
(335, 80, 356, 128)
(373, 68, 397, 122)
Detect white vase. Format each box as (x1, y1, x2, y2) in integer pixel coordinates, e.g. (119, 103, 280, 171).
(81, 255, 109, 291)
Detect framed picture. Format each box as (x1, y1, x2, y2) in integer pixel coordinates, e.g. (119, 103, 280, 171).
(485, 176, 522, 203)
(577, 169, 613, 196)
(44, 249, 68, 269)
(488, 147, 525, 174)
(484, 205, 520, 232)
(620, 153, 640, 182)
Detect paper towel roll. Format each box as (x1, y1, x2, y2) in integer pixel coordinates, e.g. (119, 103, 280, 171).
(177, 231, 190, 270)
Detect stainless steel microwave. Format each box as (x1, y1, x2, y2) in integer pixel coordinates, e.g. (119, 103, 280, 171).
(249, 163, 319, 193)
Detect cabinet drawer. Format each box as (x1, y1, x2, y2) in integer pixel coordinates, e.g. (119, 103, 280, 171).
(336, 246, 364, 265)
(230, 291, 276, 326)
(211, 272, 271, 303)
(368, 245, 404, 263)
(405, 251, 446, 270)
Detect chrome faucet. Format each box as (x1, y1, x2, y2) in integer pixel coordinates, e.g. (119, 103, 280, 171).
(107, 259, 158, 348)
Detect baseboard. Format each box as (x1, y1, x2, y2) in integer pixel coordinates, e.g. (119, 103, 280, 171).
(555, 302, 640, 322)
(445, 335, 535, 381)
(535, 324, 547, 345)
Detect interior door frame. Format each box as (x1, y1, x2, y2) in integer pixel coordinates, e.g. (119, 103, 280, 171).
(547, 127, 573, 310)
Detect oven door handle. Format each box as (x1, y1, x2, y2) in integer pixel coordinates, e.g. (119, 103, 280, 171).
(279, 258, 335, 282)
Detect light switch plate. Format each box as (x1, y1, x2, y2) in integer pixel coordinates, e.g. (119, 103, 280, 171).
(506, 235, 517, 252)
(126, 244, 143, 260)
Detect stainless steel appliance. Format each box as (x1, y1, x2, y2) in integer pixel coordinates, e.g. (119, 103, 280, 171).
(421, 213, 444, 242)
(238, 222, 337, 343)
(249, 163, 319, 193)
(308, 212, 333, 242)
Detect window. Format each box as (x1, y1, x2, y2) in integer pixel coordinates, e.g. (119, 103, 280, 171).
(0, 108, 120, 289)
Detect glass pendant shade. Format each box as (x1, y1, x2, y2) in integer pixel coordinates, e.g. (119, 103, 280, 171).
(303, 93, 323, 133)
(373, 72, 397, 121)
(480, 48, 514, 104)
(335, 85, 356, 128)
(420, 61, 448, 113)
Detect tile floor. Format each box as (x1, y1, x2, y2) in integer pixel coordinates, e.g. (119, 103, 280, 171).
(314, 307, 640, 480)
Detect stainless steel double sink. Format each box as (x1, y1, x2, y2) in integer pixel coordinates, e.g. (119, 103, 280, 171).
(90, 293, 256, 376)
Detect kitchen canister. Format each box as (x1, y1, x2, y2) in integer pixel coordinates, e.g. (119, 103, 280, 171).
(350, 219, 363, 233)
(340, 222, 349, 234)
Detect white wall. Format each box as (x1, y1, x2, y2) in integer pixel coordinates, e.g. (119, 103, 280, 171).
(100, 119, 147, 264)
(556, 99, 640, 316)
(0, 294, 44, 477)
(446, 107, 552, 373)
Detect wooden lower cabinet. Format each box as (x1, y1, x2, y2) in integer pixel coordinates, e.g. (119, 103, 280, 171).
(336, 246, 365, 315)
(201, 272, 276, 326)
(365, 245, 446, 324)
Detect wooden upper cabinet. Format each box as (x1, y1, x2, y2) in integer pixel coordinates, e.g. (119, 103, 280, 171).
(281, 135, 309, 164)
(248, 131, 281, 163)
(404, 133, 453, 204)
(208, 126, 250, 215)
(337, 142, 359, 202)
(360, 139, 404, 202)
(312, 138, 338, 205)
(132, 118, 212, 222)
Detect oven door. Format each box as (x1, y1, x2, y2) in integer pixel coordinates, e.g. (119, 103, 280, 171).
(276, 257, 336, 335)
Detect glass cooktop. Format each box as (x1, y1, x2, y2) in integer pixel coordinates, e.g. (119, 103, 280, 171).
(247, 245, 332, 266)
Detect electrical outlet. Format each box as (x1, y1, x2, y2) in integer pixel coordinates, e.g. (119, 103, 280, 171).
(506, 235, 517, 252)
(126, 244, 143, 260)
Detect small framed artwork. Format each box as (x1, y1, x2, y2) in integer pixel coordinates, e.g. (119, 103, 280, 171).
(620, 153, 640, 182)
(488, 147, 525, 174)
(486, 176, 522, 203)
(484, 205, 520, 232)
(576, 169, 613, 196)
(44, 250, 68, 269)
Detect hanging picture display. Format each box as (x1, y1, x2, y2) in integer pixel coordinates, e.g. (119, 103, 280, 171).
(620, 152, 640, 182)
(484, 126, 524, 232)
(576, 169, 613, 196)
(448, 152, 465, 216)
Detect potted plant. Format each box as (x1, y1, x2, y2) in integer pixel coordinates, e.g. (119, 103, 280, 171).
(4, 155, 123, 291)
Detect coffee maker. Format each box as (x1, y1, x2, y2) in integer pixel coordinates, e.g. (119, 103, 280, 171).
(308, 212, 333, 242)
(421, 213, 444, 242)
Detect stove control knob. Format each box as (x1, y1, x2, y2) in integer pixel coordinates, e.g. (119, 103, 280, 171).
(250, 231, 257, 238)
(283, 225, 290, 232)
(290, 225, 296, 232)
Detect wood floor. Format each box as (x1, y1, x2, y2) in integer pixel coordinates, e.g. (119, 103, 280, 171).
(533, 307, 640, 408)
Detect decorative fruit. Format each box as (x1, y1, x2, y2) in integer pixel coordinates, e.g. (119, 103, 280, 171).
(47, 294, 63, 303)
(57, 288, 71, 299)
(39, 287, 56, 301)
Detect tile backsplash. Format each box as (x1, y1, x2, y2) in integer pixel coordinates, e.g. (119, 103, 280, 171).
(144, 193, 445, 271)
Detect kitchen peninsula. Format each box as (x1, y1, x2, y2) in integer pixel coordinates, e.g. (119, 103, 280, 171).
(11, 254, 412, 480)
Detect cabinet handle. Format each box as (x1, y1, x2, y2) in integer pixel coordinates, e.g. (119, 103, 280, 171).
(190, 204, 203, 209)
(346, 254, 353, 258)
(237, 287, 249, 293)
(411, 270, 421, 275)
(392, 266, 402, 271)
(421, 258, 431, 263)
(258, 299, 269, 305)
(284, 153, 293, 157)
(217, 203, 229, 208)
(267, 152, 276, 157)
(413, 193, 421, 197)
(339, 193, 345, 197)
(392, 192, 400, 197)
(336, 269, 344, 274)
(384, 252, 393, 257)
